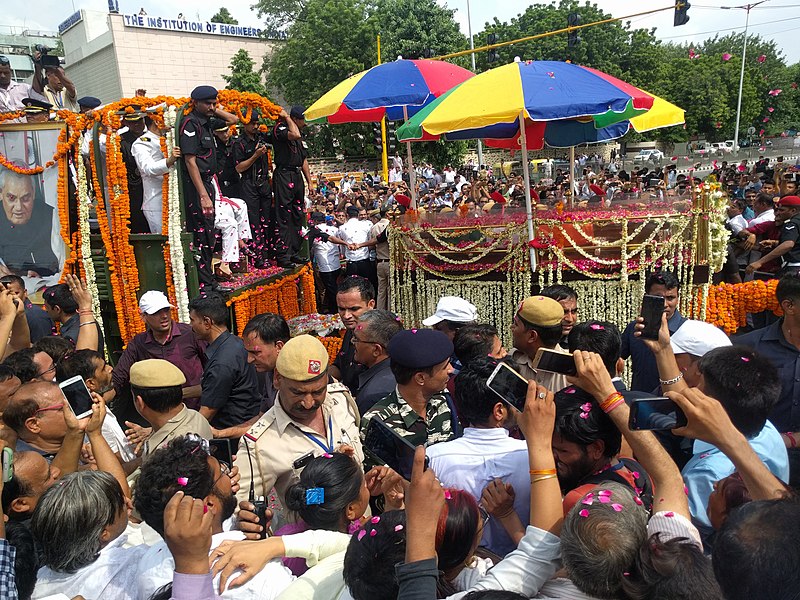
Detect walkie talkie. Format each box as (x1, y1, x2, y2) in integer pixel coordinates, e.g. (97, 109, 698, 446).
(243, 437, 270, 539)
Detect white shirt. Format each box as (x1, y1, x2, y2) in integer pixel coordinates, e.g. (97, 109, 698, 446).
(101, 408, 137, 462)
(427, 428, 531, 557)
(33, 534, 148, 600)
(749, 208, 774, 226)
(131, 132, 172, 214)
(137, 530, 294, 599)
(726, 214, 748, 235)
(338, 218, 373, 261)
(313, 223, 343, 273)
(0, 80, 32, 116)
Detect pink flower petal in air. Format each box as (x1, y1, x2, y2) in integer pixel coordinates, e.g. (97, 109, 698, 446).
(763, 117, 770, 123)
(768, 107, 775, 113)
(757, 54, 766, 63)
(579, 509, 590, 518)
(768, 89, 782, 96)
(722, 53, 732, 61)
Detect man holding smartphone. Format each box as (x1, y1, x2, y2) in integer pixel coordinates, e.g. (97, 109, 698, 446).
(234, 111, 273, 266)
(621, 271, 686, 393)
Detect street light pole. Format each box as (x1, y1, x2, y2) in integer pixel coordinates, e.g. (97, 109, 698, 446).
(466, 0, 483, 169)
(726, 0, 767, 153)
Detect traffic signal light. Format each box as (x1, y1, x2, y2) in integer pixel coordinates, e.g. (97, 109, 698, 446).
(567, 13, 580, 48)
(372, 122, 382, 150)
(487, 32, 498, 63)
(386, 122, 397, 152)
(674, 1, 690, 27)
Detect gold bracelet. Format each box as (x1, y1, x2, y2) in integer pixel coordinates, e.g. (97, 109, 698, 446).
(529, 468, 557, 476)
(530, 474, 558, 484)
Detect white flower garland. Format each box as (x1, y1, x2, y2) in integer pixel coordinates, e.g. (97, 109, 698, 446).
(164, 106, 191, 323)
(74, 150, 107, 356)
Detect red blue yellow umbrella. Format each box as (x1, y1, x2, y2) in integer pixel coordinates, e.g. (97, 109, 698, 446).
(304, 59, 475, 124)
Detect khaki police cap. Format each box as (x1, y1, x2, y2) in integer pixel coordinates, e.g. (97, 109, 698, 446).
(130, 359, 186, 388)
(275, 334, 329, 381)
(517, 296, 564, 327)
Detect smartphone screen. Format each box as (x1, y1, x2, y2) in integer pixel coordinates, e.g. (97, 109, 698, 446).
(209, 439, 233, 468)
(534, 348, 577, 376)
(629, 397, 688, 431)
(640, 294, 666, 340)
(486, 362, 530, 412)
(363, 418, 424, 480)
(59, 376, 93, 419)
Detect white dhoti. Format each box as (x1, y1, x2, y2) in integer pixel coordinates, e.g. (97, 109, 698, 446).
(212, 178, 252, 263)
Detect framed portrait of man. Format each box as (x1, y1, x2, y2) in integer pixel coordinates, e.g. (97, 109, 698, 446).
(0, 122, 69, 294)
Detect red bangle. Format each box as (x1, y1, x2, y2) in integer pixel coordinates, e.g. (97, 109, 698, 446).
(785, 432, 797, 448)
(599, 392, 625, 413)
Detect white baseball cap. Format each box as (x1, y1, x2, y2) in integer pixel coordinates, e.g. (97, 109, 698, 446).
(422, 296, 478, 326)
(139, 291, 173, 315)
(670, 320, 731, 357)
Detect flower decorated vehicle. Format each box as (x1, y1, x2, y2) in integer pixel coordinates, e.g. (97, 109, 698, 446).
(0, 93, 318, 359)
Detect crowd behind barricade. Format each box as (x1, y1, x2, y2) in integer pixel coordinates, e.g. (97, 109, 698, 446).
(0, 260, 799, 600)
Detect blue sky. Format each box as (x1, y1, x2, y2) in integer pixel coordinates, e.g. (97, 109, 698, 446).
(5, 1, 800, 63)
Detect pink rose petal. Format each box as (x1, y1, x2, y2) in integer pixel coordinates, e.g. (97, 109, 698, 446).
(634, 496, 644, 506)
(394, 524, 404, 532)
(598, 489, 612, 497)
(611, 503, 624, 512)
(664, 511, 675, 518)
(370, 529, 377, 537)
(357, 530, 366, 541)
(580, 403, 592, 412)
(579, 509, 590, 518)
(564, 387, 576, 394)
(371, 516, 381, 524)
(444, 490, 452, 500)
(580, 412, 589, 420)
(599, 495, 611, 504)
(631, 471, 640, 479)
(177, 477, 188, 486)
(581, 497, 594, 506)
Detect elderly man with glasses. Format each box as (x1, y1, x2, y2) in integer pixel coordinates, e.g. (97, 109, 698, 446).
(353, 309, 403, 414)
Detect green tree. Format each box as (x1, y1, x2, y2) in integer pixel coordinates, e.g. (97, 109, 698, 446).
(253, 0, 307, 31)
(223, 49, 266, 95)
(211, 7, 238, 24)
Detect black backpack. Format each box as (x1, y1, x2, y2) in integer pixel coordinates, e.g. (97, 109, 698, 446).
(579, 457, 654, 512)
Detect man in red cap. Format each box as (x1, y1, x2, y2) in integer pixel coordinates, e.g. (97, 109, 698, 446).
(746, 195, 800, 277)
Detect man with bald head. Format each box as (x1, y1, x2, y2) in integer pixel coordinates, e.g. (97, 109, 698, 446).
(0, 450, 61, 521)
(2, 381, 84, 474)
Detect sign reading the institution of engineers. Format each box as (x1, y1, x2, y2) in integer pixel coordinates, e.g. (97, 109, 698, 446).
(122, 14, 267, 39)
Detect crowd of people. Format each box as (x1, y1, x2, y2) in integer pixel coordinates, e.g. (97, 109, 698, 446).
(0, 261, 798, 600)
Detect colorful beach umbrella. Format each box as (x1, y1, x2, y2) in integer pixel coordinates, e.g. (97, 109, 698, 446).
(304, 59, 475, 123)
(395, 60, 680, 270)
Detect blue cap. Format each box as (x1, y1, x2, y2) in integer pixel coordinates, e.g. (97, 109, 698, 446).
(388, 329, 453, 369)
(190, 85, 218, 101)
(22, 97, 52, 112)
(290, 105, 306, 120)
(77, 96, 101, 109)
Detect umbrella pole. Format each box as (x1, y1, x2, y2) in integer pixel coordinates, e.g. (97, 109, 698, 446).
(569, 145, 575, 209)
(402, 105, 418, 209)
(519, 112, 537, 272)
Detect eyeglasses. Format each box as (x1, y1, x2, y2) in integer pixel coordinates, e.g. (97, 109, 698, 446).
(36, 364, 57, 379)
(478, 505, 490, 530)
(352, 336, 383, 347)
(35, 401, 64, 415)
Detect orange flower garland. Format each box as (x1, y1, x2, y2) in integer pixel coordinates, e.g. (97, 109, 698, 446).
(227, 265, 316, 334)
(319, 335, 344, 364)
(700, 279, 781, 334)
(55, 131, 77, 277)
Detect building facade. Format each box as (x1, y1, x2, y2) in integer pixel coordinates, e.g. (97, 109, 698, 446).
(60, 9, 280, 103)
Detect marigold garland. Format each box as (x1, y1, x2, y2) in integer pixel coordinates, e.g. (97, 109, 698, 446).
(227, 265, 316, 334)
(159, 134, 178, 322)
(699, 279, 781, 334)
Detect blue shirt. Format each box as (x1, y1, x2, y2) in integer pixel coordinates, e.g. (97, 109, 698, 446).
(736, 320, 800, 432)
(683, 420, 788, 530)
(621, 309, 687, 393)
(0, 539, 17, 600)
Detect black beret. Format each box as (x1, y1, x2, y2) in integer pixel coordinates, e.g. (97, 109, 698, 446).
(388, 329, 453, 369)
(191, 85, 218, 101)
(77, 96, 101, 109)
(22, 97, 53, 112)
(290, 105, 306, 120)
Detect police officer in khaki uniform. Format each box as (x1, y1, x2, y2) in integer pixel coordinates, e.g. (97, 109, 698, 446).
(235, 334, 363, 509)
(508, 295, 571, 393)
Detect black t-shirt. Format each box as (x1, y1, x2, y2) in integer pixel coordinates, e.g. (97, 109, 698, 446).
(179, 112, 218, 179)
(779, 215, 800, 265)
(264, 121, 307, 168)
(234, 134, 271, 185)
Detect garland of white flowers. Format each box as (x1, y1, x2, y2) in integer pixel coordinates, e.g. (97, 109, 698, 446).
(163, 106, 191, 323)
(74, 151, 107, 356)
